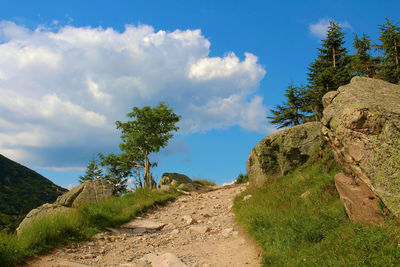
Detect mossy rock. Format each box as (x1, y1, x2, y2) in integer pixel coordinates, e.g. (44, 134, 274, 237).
(322, 77, 400, 218)
(247, 122, 323, 187)
(159, 173, 197, 190)
(16, 203, 71, 235)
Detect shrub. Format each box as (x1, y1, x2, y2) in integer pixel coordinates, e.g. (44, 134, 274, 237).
(193, 179, 216, 186)
(235, 173, 248, 184)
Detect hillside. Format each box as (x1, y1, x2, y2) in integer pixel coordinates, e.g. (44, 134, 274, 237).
(0, 154, 67, 231)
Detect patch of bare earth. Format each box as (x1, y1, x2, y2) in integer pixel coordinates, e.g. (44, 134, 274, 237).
(23, 184, 261, 267)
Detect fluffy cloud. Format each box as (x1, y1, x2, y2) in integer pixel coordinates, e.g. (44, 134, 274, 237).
(309, 18, 352, 38)
(0, 21, 267, 168)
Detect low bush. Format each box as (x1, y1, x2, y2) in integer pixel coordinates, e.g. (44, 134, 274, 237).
(234, 150, 400, 266)
(234, 173, 248, 184)
(0, 188, 178, 266)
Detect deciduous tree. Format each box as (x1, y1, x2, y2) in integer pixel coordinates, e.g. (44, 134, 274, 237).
(115, 102, 180, 188)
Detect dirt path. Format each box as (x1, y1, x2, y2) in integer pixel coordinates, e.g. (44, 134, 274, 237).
(24, 184, 261, 267)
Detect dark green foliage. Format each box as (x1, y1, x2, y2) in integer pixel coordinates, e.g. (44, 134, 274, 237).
(235, 173, 248, 184)
(98, 153, 133, 194)
(0, 154, 67, 232)
(351, 33, 381, 77)
(377, 18, 400, 84)
(0, 188, 178, 266)
(267, 84, 310, 128)
(79, 157, 104, 183)
(116, 102, 180, 188)
(306, 20, 352, 119)
(234, 149, 400, 266)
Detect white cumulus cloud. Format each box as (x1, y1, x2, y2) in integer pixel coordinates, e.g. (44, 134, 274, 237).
(0, 21, 268, 169)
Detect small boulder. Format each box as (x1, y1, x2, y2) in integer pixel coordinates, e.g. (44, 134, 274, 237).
(300, 190, 312, 199)
(189, 225, 210, 234)
(243, 194, 252, 201)
(221, 228, 233, 237)
(56, 179, 114, 208)
(159, 172, 196, 191)
(120, 219, 166, 233)
(182, 215, 196, 225)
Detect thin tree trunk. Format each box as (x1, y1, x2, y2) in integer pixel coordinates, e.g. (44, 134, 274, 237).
(144, 153, 150, 187)
(137, 168, 143, 188)
(333, 47, 336, 68)
(394, 39, 400, 82)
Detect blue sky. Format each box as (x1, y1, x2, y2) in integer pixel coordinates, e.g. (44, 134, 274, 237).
(0, 0, 399, 188)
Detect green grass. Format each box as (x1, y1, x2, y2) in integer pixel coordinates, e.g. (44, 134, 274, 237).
(234, 151, 400, 266)
(0, 188, 178, 266)
(192, 179, 217, 186)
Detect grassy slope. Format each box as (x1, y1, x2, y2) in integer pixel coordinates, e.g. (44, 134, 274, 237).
(0, 154, 67, 231)
(0, 188, 178, 266)
(234, 151, 400, 266)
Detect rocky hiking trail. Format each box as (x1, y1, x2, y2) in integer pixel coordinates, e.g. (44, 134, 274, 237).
(23, 184, 261, 267)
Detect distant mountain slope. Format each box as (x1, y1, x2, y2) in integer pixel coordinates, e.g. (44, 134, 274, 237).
(0, 154, 67, 231)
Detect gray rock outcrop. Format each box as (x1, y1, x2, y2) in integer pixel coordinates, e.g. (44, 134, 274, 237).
(16, 203, 71, 234)
(335, 173, 384, 225)
(322, 77, 400, 218)
(246, 122, 323, 186)
(56, 178, 113, 208)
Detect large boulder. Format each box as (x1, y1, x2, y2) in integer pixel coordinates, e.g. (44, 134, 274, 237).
(246, 122, 323, 186)
(159, 173, 196, 190)
(56, 178, 114, 208)
(322, 77, 400, 218)
(16, 179, 114, 234)
(16, 203, 71, 234)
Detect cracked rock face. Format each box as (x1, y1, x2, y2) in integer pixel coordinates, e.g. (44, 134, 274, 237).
(246, 122, 323, 187)
(322, 77, 400, 218)
(56, 179, 114, 208)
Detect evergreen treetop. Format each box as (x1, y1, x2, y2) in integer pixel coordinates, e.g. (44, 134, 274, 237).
(378, 18, 400, 83)
(305, 20, 351, 119)
(79, 158, 103, 183)
(267, 84, 308, 129)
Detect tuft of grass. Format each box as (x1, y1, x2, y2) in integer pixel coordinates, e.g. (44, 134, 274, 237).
(235, 173, 248, 184)
(234, 150, 400, 266)
(0, 188, 178, 266)
(193, 179, 216, 186)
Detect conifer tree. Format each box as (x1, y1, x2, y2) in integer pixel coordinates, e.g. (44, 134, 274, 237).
(377, 18, 400, 84)
(267, 84, 308, 128)
(98, 153, 132, 194)
(79, 158, 104, 183)
(351, 33, 380, 77)
(306, 21, 352, 119)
